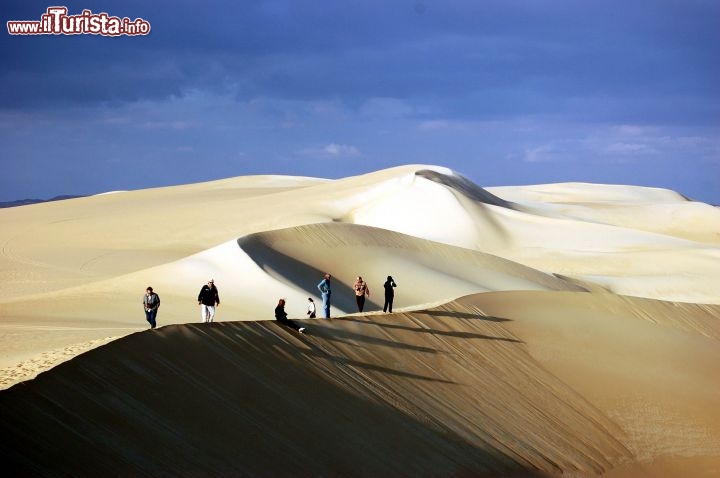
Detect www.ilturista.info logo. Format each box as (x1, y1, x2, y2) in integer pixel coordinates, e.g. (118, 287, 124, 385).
(7, 7, 150, 36)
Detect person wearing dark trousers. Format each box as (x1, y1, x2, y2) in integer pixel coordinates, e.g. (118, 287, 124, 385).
(143, 286, 160, 329)
(383, 275, 397, 313)
(353, 276, 370, 312)
(307, 297, 316, 318)
(275, 299, 306, 333)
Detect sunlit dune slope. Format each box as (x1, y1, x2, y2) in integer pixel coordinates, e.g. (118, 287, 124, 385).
(1, 165, 717, 307)
(489, 182, 720, 245)
(464, 290, 720, 473)
(0, 174, 328, 297)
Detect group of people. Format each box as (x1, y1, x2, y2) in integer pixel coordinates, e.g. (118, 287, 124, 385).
(142, 279, 221, 329)
(142, 274, 398, 332)
(275, 273, 398, 333)
(315, 273, 398, 318)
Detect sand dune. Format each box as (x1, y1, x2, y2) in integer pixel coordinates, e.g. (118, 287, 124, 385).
(0, 174, 327, 298)
(1, 165, 716, 303)
(469, 291, 720, 477)
(0, 299, 627, 477)
(2, 293, 718, 476)
(1, 165, 719, 476)
(490, 183, 720, 245)
(237, 222, 587, 312)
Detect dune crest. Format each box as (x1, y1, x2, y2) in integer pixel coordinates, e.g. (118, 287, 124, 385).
(0, 297, 634, 476)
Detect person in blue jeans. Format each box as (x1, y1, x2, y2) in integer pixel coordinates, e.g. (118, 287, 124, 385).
(142, 286, 160, 329)
(317, 273, 332, 318)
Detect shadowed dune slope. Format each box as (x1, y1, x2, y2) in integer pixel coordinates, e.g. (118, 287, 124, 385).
(415, 168, 516, 209)
(1, 297, 639, 477)
(238, 222, 587, 313)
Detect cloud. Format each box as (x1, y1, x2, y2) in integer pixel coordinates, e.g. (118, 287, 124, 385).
(142, 121, 191, 130)
(417, 119, 477, 132)
(522, 144, 558, 163)
(614, 125, 651, 136)
(300, 143, 362, 159)
(418, 120, 451, 131)
(325, 143, 360, 156)
(604, 142, 655, 155)
(1, 1, 719, 204)
(0, 0, 717, 137)
(520, 122, 720, 167)
(359, 98, 417, 120)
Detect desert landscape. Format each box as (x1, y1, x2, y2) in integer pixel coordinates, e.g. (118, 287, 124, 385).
(1, 164, 719, 477)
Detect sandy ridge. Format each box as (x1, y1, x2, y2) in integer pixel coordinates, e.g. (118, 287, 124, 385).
(0, 296, 635, 476)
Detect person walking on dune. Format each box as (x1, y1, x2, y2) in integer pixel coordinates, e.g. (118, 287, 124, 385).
(275, 299, 306, 333)
(143, 286, 160, 329)
(383, 275, 397, 313)
(353, 276, 370, 312)
(307, 297, 316, 318)
(198, 279, 220, 323)
(317, 273, 332, 318)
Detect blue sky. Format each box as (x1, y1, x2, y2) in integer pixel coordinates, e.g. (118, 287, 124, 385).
(2, 0, 719, 203)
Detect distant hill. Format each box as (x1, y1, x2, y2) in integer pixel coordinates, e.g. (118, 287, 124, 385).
(0, 195, 85, 208)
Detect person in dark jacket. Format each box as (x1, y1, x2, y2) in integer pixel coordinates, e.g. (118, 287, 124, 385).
(383, 276, 397, 313)
(143, 286, 160, 329)
(198, 279, 220, 323)
(275, 299, 306, 333)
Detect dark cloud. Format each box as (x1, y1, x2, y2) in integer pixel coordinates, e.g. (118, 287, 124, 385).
(1, 0, 718, 203)
(3, 0, 718, 120)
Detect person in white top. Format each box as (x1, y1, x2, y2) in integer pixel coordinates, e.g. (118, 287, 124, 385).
(306, 297, 316, 318)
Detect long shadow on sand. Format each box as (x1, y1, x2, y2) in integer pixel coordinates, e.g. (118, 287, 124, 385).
(238, 234, 384, 312)
(233, 323, 455, 384)
(303, 322, 449, 352)
(418, 309, 513, 322)
(338, 316, 523, 343)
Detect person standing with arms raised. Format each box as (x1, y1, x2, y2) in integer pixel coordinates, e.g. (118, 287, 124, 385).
(317, 273, 332, 319)
(383, 275, 397, 313)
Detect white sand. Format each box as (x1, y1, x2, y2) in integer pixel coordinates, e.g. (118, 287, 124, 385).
(1, 164, 719, 476)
